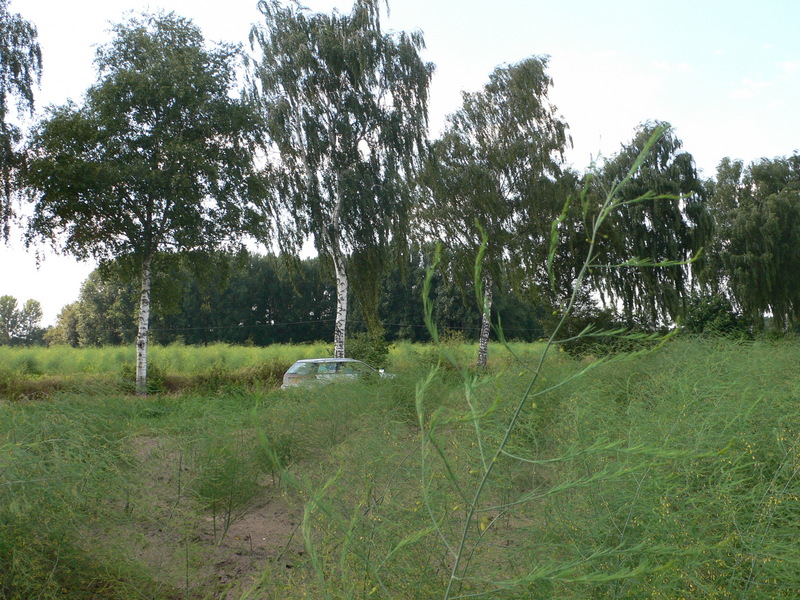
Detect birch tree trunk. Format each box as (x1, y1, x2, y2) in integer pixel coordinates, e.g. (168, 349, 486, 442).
(331, 244, 348, 359)
(477, 272, 493, 368)
(136, 254, 154, 395)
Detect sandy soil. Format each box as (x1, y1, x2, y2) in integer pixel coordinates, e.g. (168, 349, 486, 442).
(89, 436, 308, 599)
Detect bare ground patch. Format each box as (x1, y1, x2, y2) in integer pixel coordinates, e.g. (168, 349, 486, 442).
(84, 435, 307, 599)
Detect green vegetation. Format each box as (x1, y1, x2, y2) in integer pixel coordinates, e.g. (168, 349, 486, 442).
(9, 1, 800, 384)
(24, 12, 262, 393)
(420, 55, 571, 366)
(586, 121, 711, 328)
(706, 155, 800, 331)
(1, 337, 799, 599)
(0, 295, 44, 345)
(0, 0, 41, 235)
(3, 6, 799, 596)
(37, 250, 546, 350)
(0, 342, 335, 398)
(248, 0, 433, 359)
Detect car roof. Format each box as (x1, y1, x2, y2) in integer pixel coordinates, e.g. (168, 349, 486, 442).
(294, 358, 364, 363)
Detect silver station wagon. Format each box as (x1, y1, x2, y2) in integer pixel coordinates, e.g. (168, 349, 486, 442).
(281, 358, 390, 389)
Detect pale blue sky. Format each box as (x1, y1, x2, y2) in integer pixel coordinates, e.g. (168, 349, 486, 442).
(5, 0, 800, 324)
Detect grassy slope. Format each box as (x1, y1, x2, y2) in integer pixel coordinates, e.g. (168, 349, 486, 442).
(1, 337, 799, 599)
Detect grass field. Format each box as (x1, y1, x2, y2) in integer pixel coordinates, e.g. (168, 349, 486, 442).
(1, 337, 799, 599)
(0, 340, 547, 397)
(0, 341, 335, 396)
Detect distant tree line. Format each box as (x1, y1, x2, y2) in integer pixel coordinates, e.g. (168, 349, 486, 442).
(43, 248, 546, 347)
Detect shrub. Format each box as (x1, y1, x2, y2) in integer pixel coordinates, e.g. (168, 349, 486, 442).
(118, 361, 165, 394)
(346, 330, 392, 368)
(683, 292, 749, 337)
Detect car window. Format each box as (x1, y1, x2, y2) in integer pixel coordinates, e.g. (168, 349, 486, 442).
(350, 362, 375, 375)
(287, 362, 316, 375)
(317, 362, 337, 374)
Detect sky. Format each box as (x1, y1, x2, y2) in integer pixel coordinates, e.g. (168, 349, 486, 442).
(3, 0, 800, 326)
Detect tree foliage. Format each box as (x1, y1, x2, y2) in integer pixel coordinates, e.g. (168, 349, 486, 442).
(248, 0, 433, 357)
(0, 293, 17, 342)
(681, 292, 747, 336)
(26, 13, 258, 263)
(707, 154, 800, 330)
(423, 57, 570, 271)
(0, 294, 43, 344)
(588, 121, 712, 327)
(23, 12, 260, 391)
(0, 0, 41, 237)
(150, 252, 337, 346)
(421, 56, 570, 364)
(75, 269, 138, 346)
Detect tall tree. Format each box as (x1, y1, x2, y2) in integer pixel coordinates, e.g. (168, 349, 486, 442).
(73, 268, 138, 346)
(248, 0, 433, 358)
(421, 56, 570, 366)
(23, 12, 260, 392)
(0, 293, 18, 342)
(0, 0, 41, 238)
(589, 121, 711, 327)
(17, 298, 42, 343)
(707, 154, 800, 330)
(44, 301, 80, 347)
(0, 295, 42, 344)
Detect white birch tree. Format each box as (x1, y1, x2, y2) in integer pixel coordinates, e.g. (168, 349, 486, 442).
(24, 13, 260, 393)
(248, 0, 433, 358)
(421, 57, 570, 366)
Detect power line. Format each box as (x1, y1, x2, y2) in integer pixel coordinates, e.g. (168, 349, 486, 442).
(147, 318, 542, 335)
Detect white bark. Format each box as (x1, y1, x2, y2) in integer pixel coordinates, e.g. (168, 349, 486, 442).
(326, 179, 349, 359)
(332, 244, 348, 359)
(136, 254, 153, 395)
(477, 272, 493, 368)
